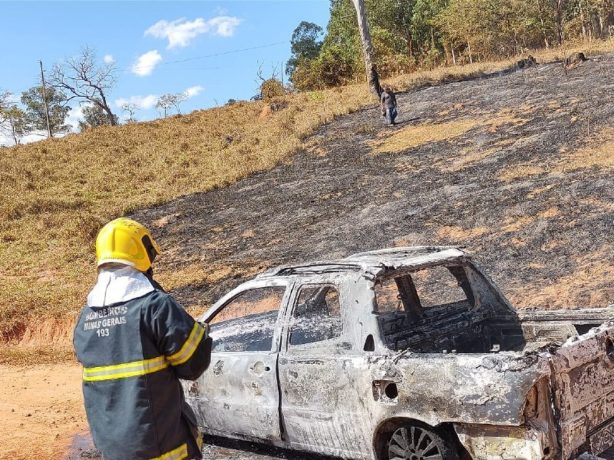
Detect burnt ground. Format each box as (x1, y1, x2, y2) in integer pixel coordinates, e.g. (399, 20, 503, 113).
(134, 53, 613, 312)
(83, 57, 612, 460)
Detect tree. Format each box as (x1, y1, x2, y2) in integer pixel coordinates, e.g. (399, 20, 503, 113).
(0, 90, 10, 110)
(21, 86, 70, 135)
(120, 103, 139, 124)
(155, 93, 187, 118)
(286, 22, 324, 77)
(255, 65, 286, 101)
(51, 47, 117, 126)
(351, 0, 382, 95)
(78, 101, 118, 131)
(0, 91, 28, 145)
(0, 104, 28, 145)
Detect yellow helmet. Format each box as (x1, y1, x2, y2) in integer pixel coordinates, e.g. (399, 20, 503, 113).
(95, 218, 161, 272)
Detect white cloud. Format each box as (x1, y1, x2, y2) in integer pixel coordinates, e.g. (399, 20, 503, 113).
(145, 16, 241, 48)
(207, 16, 241, 37)
(184, 85, 204, 98)
(66, 104, 88, 130)
(115, 95, 159, 110)
(131, 50, 162, 77)
(103, 54, 115, 64)
(0, 130, 48, 147)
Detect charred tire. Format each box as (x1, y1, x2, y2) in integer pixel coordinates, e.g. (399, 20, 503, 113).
(384, 422, 459, 460)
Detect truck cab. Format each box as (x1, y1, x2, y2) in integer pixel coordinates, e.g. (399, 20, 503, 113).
(184, 247, 614, 459)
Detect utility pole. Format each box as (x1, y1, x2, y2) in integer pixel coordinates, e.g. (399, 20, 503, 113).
(351, 0, 382, 97)
(39, 60, 52, 138)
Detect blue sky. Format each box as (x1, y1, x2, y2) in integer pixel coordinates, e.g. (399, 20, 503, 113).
(0, 0, 330, 143)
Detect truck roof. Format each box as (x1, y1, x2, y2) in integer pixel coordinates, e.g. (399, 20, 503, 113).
(256, 246, 468, 278)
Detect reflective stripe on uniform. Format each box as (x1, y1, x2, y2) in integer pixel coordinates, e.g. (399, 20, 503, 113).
(166, 323, 206, 366)
(83, 355, 169, 382)
(150, 443, 188, 460)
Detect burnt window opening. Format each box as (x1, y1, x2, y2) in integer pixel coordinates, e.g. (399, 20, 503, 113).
(209, 286, 285, 353)
(289, 284, 342, 347)
(374, 264, 525, 354)
(574, 324, 600, 336)
(375, 264, 474, 315)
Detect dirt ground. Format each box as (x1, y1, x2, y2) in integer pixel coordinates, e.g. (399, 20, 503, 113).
(0, 364, 87, 460)
(3, 366, 612, 459)
(0, 364, 334, 460)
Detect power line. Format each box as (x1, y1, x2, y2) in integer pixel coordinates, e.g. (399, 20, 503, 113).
(161, 41, 287, 64)
(126, 41, 287, 73)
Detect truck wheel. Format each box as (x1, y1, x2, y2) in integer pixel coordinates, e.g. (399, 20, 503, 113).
(387, 423, 459, 460)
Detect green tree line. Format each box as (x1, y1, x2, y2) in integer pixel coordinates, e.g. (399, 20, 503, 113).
(288, 0, 614, 90)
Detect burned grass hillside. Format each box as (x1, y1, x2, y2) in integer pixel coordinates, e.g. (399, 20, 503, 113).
(140, 53, 613, 315)
(0, 43, 613, 360)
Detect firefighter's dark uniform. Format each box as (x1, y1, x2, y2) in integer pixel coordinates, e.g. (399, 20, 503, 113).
(74, 272, 210, 460)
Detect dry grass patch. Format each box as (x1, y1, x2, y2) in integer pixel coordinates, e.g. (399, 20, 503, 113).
(442, 138, 515, 172)
(501, 216, 536, 233)
(509, 247, 613, 308)
(498, 164, 547, 182)
(510, 237, 527, 247)
(442, 146, 498, 172)
(538, 207, 560, 219)
(371, 119, 478, 154)
(578, 198, 614, 212)
(553, 127, 614, 172)
(0, 88, 373, 343)
(485, 109, 532, 133)
(541, 239, 565, 252)
(526, 185, 555, 199)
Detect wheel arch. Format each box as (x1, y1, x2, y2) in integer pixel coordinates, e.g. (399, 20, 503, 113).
(372, 417, 468, 460)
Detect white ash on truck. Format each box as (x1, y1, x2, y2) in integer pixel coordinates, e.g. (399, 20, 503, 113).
(183, 246, 614, 460)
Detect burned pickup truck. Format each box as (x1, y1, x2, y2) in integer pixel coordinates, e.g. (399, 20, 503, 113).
(184, 247, 614, 459)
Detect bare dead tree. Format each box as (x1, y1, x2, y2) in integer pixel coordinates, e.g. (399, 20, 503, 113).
(155, 93, 187, 117)
(350, 0, 382, 97)
(121, 103, 138, 123)
(172, 92, 188, 114)
(0, 90, 10, 111)
(155, 95, 172, 118)
(51, 47, 117, 125)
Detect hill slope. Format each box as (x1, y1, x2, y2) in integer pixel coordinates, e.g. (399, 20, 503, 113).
(138, 55, 613, 313)
(0, 43, 612, 357)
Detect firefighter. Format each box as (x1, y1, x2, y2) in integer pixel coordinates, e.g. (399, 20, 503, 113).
(73, 217, 211, 460)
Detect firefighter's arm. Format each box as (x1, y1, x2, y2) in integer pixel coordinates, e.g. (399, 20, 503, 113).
(150, 294, 212, 380)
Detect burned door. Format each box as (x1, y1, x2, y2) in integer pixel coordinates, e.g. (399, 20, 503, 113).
(278, 281, 373, 458)
(186, 282, 288, 441)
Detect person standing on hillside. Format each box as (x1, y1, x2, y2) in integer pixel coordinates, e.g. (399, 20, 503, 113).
(380, 86, 398, 125)
(73, 217, 211, 460)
